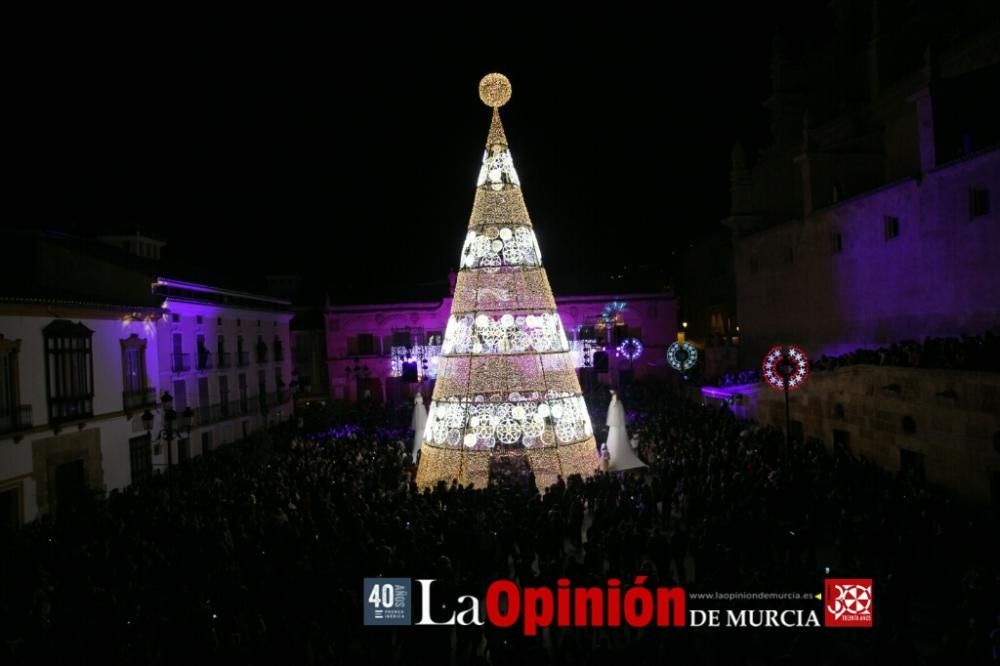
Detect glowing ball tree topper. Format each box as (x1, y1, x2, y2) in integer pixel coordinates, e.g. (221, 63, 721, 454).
(762, 345, 810, 391)
(666, 340, 698, 372)
(479, 73, 512, 108)
(616, 337, 644, 362)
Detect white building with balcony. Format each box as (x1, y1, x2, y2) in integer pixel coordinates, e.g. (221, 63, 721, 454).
(152, 277, 294, 461)
(0, 231, 295, 527)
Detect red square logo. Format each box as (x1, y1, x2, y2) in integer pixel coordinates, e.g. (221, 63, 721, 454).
(824, 578, 873, 627)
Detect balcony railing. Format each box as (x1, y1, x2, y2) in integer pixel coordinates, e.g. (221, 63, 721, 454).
(172, 353, 191, 372)
(123, 387, 156, 412)
(217, 352, 232, 369)
(196, 351, 213, 370)
(0, 405, 32, 433)
(194, 400, 255, 426)
(237, 351, 250, 367)
(254, 391, 291, 412)
(49, 395, 94, 424)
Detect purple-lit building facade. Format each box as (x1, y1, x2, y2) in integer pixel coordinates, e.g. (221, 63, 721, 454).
(709, 9, 1000, 504)
(0, 232, 294, 525)
(324, 286, 677, 403)
(725, 15, 999, 362)
(153, 278, 294, 459)
(729, 145, 999, 362)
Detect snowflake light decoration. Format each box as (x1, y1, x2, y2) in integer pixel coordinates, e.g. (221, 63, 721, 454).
(667, 340, 698, 372)
(597, 301, 627, 332)
(761, 345, 810, 391)
(616, 337, 644, 361)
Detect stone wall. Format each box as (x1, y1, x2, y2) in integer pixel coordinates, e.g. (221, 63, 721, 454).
(731, 147, 1000, 366)
(706, 365, 1000, 504)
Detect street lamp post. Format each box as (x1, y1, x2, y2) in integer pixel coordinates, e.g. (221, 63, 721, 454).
(141, 391, 194, 472)
(761, 345, 810, 446)
(142, 391, 193, 507)
(346, 357, 371, 400)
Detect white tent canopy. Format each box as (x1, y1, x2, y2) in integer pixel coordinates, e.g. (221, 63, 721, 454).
(605, 390, 646, 472)
(411, 394, 428, 459)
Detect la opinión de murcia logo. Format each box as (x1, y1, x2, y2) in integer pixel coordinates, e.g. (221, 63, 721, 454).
(363, 577, 874, 630)
(824, 579, 873, 628)
(364, 577, 686, 633)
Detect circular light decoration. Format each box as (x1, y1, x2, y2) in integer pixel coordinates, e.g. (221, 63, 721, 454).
(667, 340, 698, 372)
(616, 337, 644, 361)
(761, 345, 810, 391)
(479, 73, 512, 108)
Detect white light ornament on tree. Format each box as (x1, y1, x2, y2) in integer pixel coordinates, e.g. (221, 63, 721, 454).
(415, 73, 599, 491)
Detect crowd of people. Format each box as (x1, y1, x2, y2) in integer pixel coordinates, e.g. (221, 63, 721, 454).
(715, 332, 1000, 389)
(716, 369, 761, 387)
(1, 387, 997, 665)
(811, 333, 1000, 373)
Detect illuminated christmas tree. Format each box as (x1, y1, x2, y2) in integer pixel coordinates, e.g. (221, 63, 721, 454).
(415, 74, 598, 491)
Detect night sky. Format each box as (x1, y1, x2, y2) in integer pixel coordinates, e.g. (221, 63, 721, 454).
(9, 9, 820, 301)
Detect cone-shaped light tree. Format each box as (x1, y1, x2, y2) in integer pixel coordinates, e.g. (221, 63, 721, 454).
(415, 74, 599, 491)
